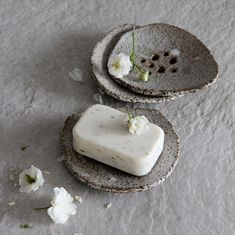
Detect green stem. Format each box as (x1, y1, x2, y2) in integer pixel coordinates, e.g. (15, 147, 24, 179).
(130, 27, 136, 68)
(33, 206, 50, 210)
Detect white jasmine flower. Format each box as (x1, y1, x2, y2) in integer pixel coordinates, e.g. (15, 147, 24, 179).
(47, 187, 77, 224)
(69, 68, 84, 82)
(139, 70, 149, 81)
(108, 53, 132, 78)
(19, 166, 44, 193)
(170, 48, 180, 56)
(128, 115, 149, 135)
(93, 93, 103, 104)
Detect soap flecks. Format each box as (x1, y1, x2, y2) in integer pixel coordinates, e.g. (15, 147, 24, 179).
(69, 68, 84, 82)
(93, 93, 103, 104)
(75, 195, 83, 203)
(170, 48, 180, 56)
(9, 174, 15, 181)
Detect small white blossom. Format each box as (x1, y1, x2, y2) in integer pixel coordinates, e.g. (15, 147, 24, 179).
(69, 68, 84, 82)
(170, 48, 180, 56)
(19, 166, 44, 193)
(128, 115, 149, 135)
(108, 53, 132, 78)
(47, 187, 77, 224)
(74, 195, 82, 203)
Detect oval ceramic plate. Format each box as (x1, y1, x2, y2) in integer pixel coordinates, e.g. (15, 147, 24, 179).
(91, 24, 181, 103)
(109, 23, 218, 96)
(61, 108, 179, 193)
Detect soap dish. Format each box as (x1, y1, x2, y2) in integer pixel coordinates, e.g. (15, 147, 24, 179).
(61, 108, 179, 193)
(109, 23, 218, 96)
(91, 24, 181, 103)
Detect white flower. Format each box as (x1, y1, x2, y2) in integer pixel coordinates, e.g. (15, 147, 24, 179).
(139, 70, 149, 81)
(108, 53, 132, 78)
(19, 165, 44, 193)
(47, 187, 77, 224)
(128, 115, 149, 135)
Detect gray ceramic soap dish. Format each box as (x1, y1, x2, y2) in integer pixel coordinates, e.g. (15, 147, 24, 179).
(91, 23, 218, 103)
(61, 108, 179, 193)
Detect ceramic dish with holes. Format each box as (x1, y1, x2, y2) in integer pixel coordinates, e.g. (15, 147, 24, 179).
(91, 24, 181, 103)
(109, 23, 218, 96)
(61, 108, 179, 193)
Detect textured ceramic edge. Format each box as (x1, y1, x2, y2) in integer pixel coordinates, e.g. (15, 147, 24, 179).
(60, 108, 180, 193)
(109, 23, 219, 96)
(91, 24, 181, 103)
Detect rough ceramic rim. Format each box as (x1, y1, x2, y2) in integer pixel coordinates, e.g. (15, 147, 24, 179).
(109, 23, 219, 96)
(91, 24, 219, 101)
(90, 24, 181, 103)
(60, 108, 180, 193)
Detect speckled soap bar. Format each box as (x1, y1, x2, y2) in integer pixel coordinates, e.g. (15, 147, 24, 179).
(72, 104, 164, 176)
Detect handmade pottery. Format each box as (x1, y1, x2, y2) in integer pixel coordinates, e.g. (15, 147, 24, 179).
(91, 24, 181, 103)
(61, 108, 179, 193)
(109, 23, 218, 96)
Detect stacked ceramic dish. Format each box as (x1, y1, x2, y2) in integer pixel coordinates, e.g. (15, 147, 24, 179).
(91, 23, 218, 103)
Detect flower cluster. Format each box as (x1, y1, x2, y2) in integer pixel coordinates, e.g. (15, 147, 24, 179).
(18, 166, 77, 225)
(108, 29, 149, 81)
(127, 113, 149, 135)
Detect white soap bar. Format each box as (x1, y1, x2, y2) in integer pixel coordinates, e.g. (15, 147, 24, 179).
(73, 104, 164, 176)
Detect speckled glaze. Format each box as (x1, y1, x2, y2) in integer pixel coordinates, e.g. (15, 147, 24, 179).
(61, 108, 179, 193)
(109, 23, 218, 96)
(91, 24, 181, 103)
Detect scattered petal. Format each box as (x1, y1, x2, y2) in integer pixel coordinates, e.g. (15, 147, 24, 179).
(9, 174, 15, 181)
(74, 233, 82, 235)
(44, 170, 50, 175)
(105, 203, 112, 209)
(170, 48, 180, 56)
(93, 93, 103, 104)
(47, 187, 77, 224)
(57, 155, 65, 162)
(74, 195, 82, 203)
(69, 68, 84, 82)
(8, 202, 15, 206)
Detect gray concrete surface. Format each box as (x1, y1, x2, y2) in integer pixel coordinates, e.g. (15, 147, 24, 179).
(0, 0, 234, 234)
